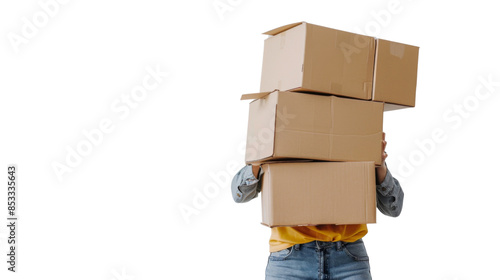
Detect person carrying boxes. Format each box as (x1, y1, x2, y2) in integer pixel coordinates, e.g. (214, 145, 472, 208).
(232, 21, 416, 279)
(231, 136, 403, 279)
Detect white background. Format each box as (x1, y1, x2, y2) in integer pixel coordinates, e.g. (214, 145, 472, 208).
(1, 0, 499, 279)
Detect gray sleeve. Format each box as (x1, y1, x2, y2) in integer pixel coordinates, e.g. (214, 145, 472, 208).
(231, 165, 262, 203)
(376, 166, 404, 217)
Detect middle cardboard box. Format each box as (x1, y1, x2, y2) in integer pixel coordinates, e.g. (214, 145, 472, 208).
(242, 90, 384, 165)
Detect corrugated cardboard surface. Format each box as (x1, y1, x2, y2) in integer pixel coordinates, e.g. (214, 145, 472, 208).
(245, 91, 383, 165)
(261, 161, 376, 227)
(260, 23, 306, 95)
(372, 39, 419, 107)
(245, 90, 278, 162)
(260, 22, 375, 100)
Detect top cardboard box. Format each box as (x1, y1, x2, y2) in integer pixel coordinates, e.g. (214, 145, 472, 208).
(259, 22, 419, 110)
(260, 22, 375, 101)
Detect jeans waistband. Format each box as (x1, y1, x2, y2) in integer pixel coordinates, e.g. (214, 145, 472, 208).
(293, 240, 353, 251)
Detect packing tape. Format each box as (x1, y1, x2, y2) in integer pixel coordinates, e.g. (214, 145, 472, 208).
(389, 42, 405, 59)
(368, 38, 377, 64)
(333, 30, 338, 48)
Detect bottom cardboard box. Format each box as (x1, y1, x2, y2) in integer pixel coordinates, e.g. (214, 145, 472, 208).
(261, 161, 376, 227)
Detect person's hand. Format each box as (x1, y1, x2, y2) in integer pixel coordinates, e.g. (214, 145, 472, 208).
(381, 132, 388, 165)
(376, 132, 388, 184)
(252, 164, 261, 178)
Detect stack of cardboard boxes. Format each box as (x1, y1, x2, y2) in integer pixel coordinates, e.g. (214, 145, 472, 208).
(241, 22, 419, 227)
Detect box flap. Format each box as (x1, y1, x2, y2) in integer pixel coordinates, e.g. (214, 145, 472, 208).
(245, 91, 280, 164)
(263, 22, 304, 36)
(240, 91, 274, 100)
(383, 103, 412, 111)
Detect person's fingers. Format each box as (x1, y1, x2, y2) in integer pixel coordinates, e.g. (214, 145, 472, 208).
(381, 134, 387, 162)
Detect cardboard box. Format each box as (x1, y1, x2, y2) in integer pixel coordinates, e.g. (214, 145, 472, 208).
(242, 90, 384, 165)
(259, 22, 419, 110)
(260, 22, 376, 100)
(373, 38, 420, 110)
(261, 161, 376, 227)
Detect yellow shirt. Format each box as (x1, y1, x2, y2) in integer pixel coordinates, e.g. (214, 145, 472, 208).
(269, 224, 367, 252)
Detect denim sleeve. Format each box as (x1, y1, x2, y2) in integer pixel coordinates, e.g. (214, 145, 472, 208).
(376, 166, 404, 217)
(231, 165, 262, 203)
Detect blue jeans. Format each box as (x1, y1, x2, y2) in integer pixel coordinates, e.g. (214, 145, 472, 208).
(265, 239, 372, 280)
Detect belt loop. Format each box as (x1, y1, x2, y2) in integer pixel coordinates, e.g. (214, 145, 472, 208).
(293, 244, 301, 251)
(336, 241, 344, 251)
